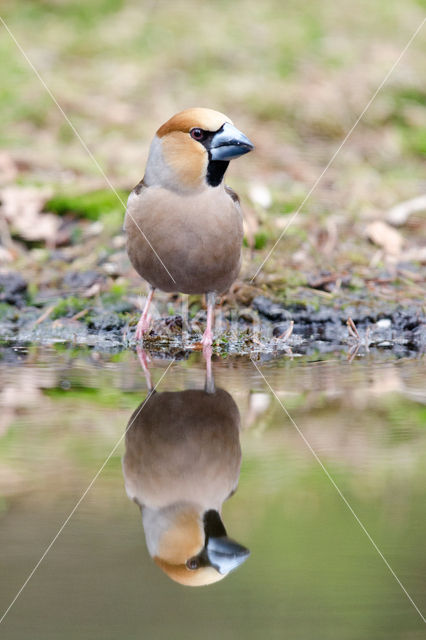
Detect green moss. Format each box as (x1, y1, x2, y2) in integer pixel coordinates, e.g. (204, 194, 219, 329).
(46, 190, 127, 221)
(102, 282, 129, 304)
(271, 269, 307, 288)
(51, 296, 87, 319)
(0, 303, 17, 321)
(254, 231, 269, 250)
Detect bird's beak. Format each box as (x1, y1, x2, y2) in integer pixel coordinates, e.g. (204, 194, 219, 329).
(207, 535, 250, 574)
(210, 122, 254, 161)
(204, 509, 250, 575)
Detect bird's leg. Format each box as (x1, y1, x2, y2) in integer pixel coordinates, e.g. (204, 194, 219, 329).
(204, 345, 215, 394)
(201, 292, 216, 349)
(136, 345, 153, 392)
(135, 286, 155, 341)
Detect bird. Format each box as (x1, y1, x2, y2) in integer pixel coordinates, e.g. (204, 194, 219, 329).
(122, 351, 249, 586)
(124, 107, 253, 346)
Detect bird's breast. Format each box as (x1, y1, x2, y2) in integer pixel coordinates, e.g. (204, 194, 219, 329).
(125, 186, 243, 294)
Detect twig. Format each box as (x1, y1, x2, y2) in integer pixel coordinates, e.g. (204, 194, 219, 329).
(347, 317, 360, 339)
(34, 305, 54, 326)
(70, 308, 89, 321)
(279, 320, 294, 342)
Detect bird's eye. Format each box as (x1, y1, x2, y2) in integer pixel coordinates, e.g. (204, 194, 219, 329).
(186, 557, 200, 571)
(190, 128, 204, 141)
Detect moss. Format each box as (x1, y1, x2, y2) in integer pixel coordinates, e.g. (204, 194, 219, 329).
(51, 296, 87, 319)
(46, 190, 127, 221)
(0, 303, 17, 321)
(269, 269, 308, 289)
(254, 231, 269, 250)
(101, 282, 129, 305)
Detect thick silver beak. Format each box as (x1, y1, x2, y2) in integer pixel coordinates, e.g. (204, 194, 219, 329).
(206, 536, 250, 575)
(210, 122, 254, 161)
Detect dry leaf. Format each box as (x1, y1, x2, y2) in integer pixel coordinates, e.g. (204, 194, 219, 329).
(366, 220, 403, 257)
(0, 186, 59, 244)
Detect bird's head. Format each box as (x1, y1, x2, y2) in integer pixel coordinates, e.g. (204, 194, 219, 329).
(144, 107, 253, 193)
(143, 504, 249, 587)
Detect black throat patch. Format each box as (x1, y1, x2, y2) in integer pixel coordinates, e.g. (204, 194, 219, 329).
(206, 159, 229, 187)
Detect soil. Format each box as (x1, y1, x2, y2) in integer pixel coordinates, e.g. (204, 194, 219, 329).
(0, 269, 424, 359)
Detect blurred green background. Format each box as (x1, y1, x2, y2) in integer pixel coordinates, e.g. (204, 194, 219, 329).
(0, 0, 425, 293)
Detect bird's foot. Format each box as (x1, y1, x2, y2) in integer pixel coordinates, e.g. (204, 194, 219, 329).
(201, 327, 213, 348)
(135, 313, 152, 341)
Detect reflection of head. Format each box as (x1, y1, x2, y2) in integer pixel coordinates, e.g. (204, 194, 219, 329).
(123, 388, 249, 586)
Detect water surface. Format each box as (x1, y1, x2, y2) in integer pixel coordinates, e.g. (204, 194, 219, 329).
(0, 346, 425, 639)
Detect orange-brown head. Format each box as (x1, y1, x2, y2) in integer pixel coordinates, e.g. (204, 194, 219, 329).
(143, 504, 249, 587)
(144, 107, 253, 192)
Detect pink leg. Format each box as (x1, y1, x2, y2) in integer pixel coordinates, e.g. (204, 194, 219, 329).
(201, 292, 215, 348)
(204, 344, 215, 393)
(136, 345, 152, 392)
(135, 286, 155, 341)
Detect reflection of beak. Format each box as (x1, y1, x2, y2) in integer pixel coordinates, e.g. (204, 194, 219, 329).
(210, 122, 254, 161)
(204, 509, 250, 575)
(207, 536, 250, 574)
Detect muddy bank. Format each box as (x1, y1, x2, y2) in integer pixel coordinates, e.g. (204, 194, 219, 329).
(0, 269, 424, 357)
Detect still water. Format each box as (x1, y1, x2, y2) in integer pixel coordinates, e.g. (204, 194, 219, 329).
(0, 346, 425, 639)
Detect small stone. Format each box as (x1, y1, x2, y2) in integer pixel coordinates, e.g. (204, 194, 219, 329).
(63, 270, 104, 291)
(0, 271, 28, 306)
(376, 318, 391, 329)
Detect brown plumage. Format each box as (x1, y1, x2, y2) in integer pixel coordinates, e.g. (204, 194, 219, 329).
(124, 107, 253, 344)
(126, 183, 243, 294)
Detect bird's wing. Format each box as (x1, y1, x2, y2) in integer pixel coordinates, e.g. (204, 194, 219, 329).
(123, 178, 147, 230)
(224, 184, 241, 208)
(225, 184, 244, 226)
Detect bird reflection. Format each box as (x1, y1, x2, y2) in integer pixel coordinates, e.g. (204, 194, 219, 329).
(122, 348, 249, 586)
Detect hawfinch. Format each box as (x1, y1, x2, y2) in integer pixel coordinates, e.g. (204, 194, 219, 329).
(124, 107, 253, 346)
(122, 380, 249, 586)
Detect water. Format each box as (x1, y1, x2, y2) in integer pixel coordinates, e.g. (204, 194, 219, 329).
(0, 346, 425, 639)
